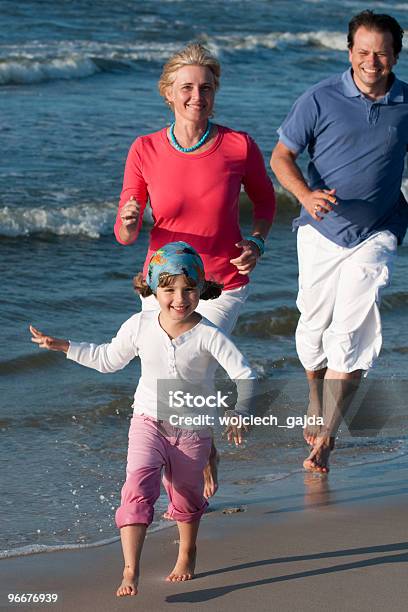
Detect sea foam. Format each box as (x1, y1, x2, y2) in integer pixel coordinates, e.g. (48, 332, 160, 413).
(0, 31, 347, 86)
(0, 203, 117, 238)
(214, 30, 346, 52)
(0, 56, 99, 85)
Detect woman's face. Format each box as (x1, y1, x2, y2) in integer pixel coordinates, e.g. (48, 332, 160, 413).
(166, 65, 216, 123)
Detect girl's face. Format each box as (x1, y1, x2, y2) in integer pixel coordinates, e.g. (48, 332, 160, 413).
(156, 275, 200, 323)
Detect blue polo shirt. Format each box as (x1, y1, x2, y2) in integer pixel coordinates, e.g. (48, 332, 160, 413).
(278, 68, 408, 246)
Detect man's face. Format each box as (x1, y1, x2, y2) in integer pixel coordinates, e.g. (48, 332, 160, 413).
(349, 26, 397, 96)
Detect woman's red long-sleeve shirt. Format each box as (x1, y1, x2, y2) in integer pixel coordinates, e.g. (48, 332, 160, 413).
(115, 125, 276, 290)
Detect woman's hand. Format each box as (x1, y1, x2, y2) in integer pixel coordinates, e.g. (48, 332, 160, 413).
(30, 325, 69, 353)
(230, 240, 261, 275)
(120, 196, 140, 229)
(118, 197, 141, 244)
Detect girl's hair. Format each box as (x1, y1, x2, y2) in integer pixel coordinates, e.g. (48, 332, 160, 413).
(158, 42, 221, 106)
(133, 272, 223, 301)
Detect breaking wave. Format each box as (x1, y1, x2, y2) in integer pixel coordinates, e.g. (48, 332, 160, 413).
(215, 30, 346, 52)
(0, 30, 347, 86)
(0, 202, 117, 238)
(235, 307, 299, 338)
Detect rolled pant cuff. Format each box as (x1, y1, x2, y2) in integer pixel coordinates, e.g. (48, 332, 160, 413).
(166, 501, 208, 523)
(115, 503, 153, 529)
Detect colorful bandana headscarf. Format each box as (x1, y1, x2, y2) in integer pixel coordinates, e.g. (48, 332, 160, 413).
(146, 241, 205, 293)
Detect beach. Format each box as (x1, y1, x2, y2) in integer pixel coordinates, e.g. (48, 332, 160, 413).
(2, 455, 408, 611)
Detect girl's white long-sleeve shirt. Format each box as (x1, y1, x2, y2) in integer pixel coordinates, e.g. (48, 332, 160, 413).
(67, 311, 256, 419)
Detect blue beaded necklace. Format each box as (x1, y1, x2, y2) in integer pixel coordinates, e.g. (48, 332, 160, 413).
(170, 121, 212, 153)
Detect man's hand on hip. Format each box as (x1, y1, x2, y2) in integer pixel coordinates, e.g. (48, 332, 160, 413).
(300, 189, 337, 221)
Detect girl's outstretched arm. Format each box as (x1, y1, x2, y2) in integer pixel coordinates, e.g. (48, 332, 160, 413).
(30, 325, 69, 353)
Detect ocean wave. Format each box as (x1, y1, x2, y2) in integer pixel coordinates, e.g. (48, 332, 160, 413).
(393, 346, 408, 354)
(0, 516, 175, 560)
(0, 395, 133, 430)
(232, 471, 296, 486)
(216, 30, 346, 52)
(251, 357, 301, 376)
(0, 56, 101, 85)
(381, 291, 408, 311)
(0, 202, 117, 238)
(0, 40, 180, 86)
(0, 31, 346, 86)
(0, 394, 137, 431)
(402, 178, 408, 201)
(342, 1, 408, 11)
(235, 307, 299, 338)
(239, 188, 298, 223)
(0, 535, 118, 560)
(0, 351, 60, 376)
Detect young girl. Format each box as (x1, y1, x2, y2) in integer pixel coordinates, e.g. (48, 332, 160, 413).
(30, 241, 256, 598)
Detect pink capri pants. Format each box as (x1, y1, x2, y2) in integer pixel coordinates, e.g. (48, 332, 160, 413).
(115, 415, 212, 528)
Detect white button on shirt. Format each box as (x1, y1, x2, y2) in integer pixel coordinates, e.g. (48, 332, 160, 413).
(67, 311, 256, 419)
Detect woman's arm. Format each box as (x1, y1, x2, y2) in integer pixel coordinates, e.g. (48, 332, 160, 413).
(117, 197, 142, 244)
(231, 136, 276, 274)
(230, 218, 272, 274)
(114, 139, 149, 245)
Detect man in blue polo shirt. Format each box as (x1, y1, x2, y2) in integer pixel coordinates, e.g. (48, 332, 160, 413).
(271, 10, 408, 472)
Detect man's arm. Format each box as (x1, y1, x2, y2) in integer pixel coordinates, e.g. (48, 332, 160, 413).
(270, 142, 336, 221)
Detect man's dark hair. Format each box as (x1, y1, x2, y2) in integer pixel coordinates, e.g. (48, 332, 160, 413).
(347, 10, 404, 56)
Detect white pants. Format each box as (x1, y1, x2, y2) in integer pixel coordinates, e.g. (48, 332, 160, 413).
(141, 284, 250, 336)
(296, 225, 397, 373)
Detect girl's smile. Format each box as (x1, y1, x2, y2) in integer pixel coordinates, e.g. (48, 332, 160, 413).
(156, 275, 200, 325)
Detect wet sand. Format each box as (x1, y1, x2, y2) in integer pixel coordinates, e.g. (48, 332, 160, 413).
(1, 455, 408, 611)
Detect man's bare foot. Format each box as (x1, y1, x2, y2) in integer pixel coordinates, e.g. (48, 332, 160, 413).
(303, 426, 321, 447)
(303, 437, 334, 473)
(203, 450, 220, 499)
(304, 428, 335, 448)
(166, 548, 196, 582)
(116, 567, 138, 597)
(303, 402, 324, 446)
(303, 374, 327, 446)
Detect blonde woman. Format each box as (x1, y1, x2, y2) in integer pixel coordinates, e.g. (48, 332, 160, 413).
(115, 43, 276, 496)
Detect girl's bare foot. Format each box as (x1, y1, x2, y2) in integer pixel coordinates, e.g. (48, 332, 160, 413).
(166, 547, 196, 582)
(203, 450, 220, 498)
(116, 567, 138, 597)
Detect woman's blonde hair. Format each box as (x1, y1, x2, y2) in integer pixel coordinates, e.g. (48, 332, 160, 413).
(158, 42, 221, 106)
